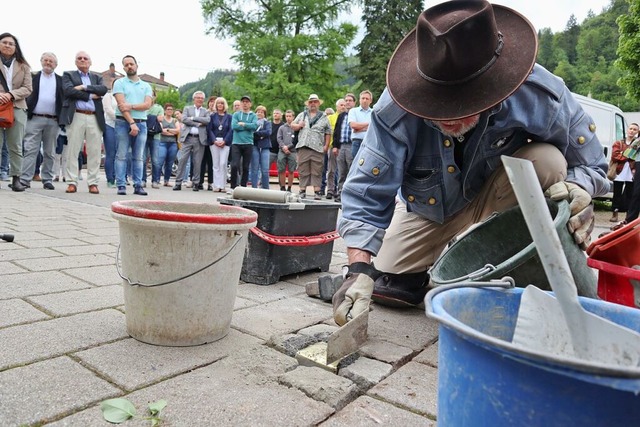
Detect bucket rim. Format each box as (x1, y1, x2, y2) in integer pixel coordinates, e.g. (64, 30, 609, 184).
(111, 200, 258, 225)
(426, 286, 640, 379)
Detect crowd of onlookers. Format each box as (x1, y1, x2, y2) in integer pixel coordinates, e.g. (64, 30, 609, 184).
(0, 30, 375, 201)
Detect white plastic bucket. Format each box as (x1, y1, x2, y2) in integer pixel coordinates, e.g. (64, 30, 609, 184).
(111, 201, 257, 346)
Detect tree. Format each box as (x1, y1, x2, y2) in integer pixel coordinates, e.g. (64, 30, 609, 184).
(355, 0, 423, 98)
(616, 0, 640, 101)
(200, 0, 358, 111)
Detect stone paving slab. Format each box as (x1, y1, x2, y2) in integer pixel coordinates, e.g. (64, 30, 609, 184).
(15, 238, 91, 249)
(48, 346, 333, 427)
(52, 244, 117, 256)
(0, 298, 50, 327)
(233, 296, 259, 310)
(0, 261, 27, 274)
(413, 342, 439, 367)
(81, 227, 120, 237)
(320, 395, 436, 426)
(27, 285, 124, 316)
(76, 235, 121, 245)
(0, 247, 61, 262)
(0, 230, 51, 241)
(75, 329, 263, 391)
(39, 229, 104, 239)
(359, 338, 415, 368)
(0, 356, 121, 426)
(231, 296, 333, 340)
(279, 366, 359, 410)
(13, 253, 115, 272)
(0, 309, 127, 370)
(236, 280, 306, 304)
(9, 224, 84, 233)
(367, 361, 438, 418)
(367, 305, 439, 351)
(0, 271, 91, 299)
(63, 265, 122, 286)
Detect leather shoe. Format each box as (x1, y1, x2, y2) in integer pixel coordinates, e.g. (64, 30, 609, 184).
(193, 186, 199, 192)
(89, 185, 99, 194)
(371, 271, 430, 308)
(11, 176, 26, 192)
(65, 184, 77, 193)
(117, 186, 126, 195)
(43, 182, 55, 190)
(134, 186, 148, 196)
(173, 184, 182, 191)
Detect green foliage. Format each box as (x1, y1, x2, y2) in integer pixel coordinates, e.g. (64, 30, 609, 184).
(100, 398, 166, 425)
(156, 87, 185, 112)
(617, 0, 640, 102)
(200, 0, 358, 111)
(354, 0, 423, 99)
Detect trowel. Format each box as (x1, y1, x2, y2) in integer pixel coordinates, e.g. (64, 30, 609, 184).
(296, 309, 369, 371)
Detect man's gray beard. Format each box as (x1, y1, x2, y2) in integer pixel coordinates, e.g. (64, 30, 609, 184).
(434, 121, 479, 138)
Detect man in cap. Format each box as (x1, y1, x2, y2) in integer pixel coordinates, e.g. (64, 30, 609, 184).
(332, 0, 607, 325)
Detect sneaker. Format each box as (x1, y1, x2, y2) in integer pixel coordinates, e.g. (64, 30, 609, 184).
(314, 191, 322, 200)
(141, 181, 147, 188)
(163, 181, 171, 187)
(197, 184, 204, 190)
(151, 182, 160, 189)
(117, 186, 126, 195)
(185, 182, 193, 188)
(53, 176, 59, 182)
(134, 186, 148, 196)
(173, 183, 182, 191)
(0, 173, 9, 182)
(208, 184, 213, 191)
(287, 186, 292, 192)
(107, 181, 116, 188)
(326, 192, 333, 200)
(192, 185, 199, 192)
(299, 191, 306, 199)
(43, 181, 55, 190)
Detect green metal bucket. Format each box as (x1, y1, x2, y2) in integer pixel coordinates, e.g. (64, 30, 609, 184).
(429, 200, 597, 297)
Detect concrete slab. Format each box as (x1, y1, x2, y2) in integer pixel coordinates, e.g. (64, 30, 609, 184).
(39, 229, 102, 239)
(52, 244, 117, 256)
(49, 346, 333, 427)
(231, 296, 332, 340)
(236, 281, 306, 304)
(0, 356, 121, 427)
(339, 357, 393, 391)
(0, 231, 51, 241)
(0, 261, 27, 274)
(413, 341, 439, 367)
(359, 338, 415, 368)
(279, 366, 359, 410)
(320, 395, 436, 426)
(14, 253, 115, 272)
(0, 298, 50, 327)
(64, 265, 122, 286)
(77, 235, 121, 245)
(233, 296, 258, 310)
(0, 247, 61, 261)
(1, 271, 91, 298)
(75, 329, 263, 391)
(27, 285, 124, 316)
(0, 309, 127, 370)
(16, 238, 90, 249)
(367, 361, 438, 418)
(368, 305, 438, 351)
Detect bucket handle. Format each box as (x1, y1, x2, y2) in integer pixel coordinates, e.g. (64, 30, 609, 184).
(115, 232, 243, 288)
(425, 276, 516, 316)
(430, 264, 498, 285)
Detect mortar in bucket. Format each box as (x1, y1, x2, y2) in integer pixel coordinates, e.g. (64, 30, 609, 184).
(111, 201, 257, 346)
(428, 199, 597, 297)
(426, 283, 640, 426)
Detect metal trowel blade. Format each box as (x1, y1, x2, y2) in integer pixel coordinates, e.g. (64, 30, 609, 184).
(326, 309, 369, 364)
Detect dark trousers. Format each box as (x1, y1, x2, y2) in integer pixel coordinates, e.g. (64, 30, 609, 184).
(626, 171, 640, 222)
(612, 180, 634, 213)
(230, 144, 253, 188)
(200, 146, 213, 184)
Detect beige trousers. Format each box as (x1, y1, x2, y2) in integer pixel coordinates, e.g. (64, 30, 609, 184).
(64, 113, 102, 186)
(374, 143, 568, 274)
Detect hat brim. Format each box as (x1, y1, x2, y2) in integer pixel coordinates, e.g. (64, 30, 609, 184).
(386, 5, 537, 120)
(305, 99, 324, 106)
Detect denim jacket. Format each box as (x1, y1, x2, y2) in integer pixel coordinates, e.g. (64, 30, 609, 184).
(338, 64, 609, 256)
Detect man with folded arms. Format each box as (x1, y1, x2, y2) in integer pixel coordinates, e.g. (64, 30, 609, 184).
(59, 51, 106, 194)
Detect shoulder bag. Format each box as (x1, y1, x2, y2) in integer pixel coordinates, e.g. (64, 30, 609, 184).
(0, 70, 14, 129)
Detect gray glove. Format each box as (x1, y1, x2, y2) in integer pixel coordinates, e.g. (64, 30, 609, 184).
(332, 262, 381, 326)
(544, 181, 594, 250)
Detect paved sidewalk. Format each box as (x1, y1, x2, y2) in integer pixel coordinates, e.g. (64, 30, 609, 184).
(0, 180, 612, 426)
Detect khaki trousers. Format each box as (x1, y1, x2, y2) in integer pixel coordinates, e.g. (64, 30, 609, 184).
(64, 113, 102, 186)
(374, 143, 568, 274)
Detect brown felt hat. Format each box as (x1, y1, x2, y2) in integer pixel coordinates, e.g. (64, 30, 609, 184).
(386, 0, 537, 120)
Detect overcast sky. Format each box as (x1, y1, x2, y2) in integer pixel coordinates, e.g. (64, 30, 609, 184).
(4, 0, 613, 87)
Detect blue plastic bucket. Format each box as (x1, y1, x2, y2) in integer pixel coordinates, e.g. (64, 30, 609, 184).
(426, 286, 640, 426)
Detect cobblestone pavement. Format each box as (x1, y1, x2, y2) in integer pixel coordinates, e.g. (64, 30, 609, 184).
(0, 174, 614, 426)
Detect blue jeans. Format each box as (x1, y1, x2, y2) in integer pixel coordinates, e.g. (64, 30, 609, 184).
(143, 135, 159, 183)
(103, 125, 116, 183)
(156, 141, 178, 183)
(251, 146, 270, 189)
(352, 138, 363, 158)
(115, 119, 147, 187)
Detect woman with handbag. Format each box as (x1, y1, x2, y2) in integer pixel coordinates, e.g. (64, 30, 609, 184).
(609, 123, 639, 222)
(0, 33, 32, 192)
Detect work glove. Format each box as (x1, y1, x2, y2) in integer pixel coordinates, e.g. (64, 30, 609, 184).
(332, 262, 382, 326)
(544, 181, 594, 250)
